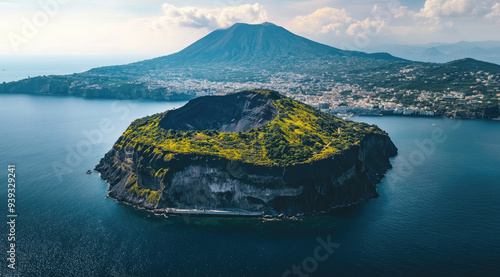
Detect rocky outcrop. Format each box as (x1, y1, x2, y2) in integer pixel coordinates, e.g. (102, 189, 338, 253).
(95, 133, 397, 216)
(160, 91, 278, 132)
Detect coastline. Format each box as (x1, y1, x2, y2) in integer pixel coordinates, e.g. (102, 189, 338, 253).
(337, 112, 500, 121)
(100, 171, 375, 219)
(1, 92, 497, 120)
(105, 185, 375, 219)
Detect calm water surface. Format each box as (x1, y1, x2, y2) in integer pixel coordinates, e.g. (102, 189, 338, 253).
(0, 94, 499, 276)
(0, 55, 150, 83)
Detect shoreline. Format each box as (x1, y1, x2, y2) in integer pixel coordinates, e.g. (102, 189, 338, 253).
(343, 113, 500, 121)
(108, 193, 265, 218)
(1, 92, 498, 120)
(106, 190, 373, 220)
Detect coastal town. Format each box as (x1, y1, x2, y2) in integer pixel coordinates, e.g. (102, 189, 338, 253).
(137, 63, 500, 119)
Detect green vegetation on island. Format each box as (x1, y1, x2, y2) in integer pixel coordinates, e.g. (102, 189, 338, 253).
(113, 90, 386, 167)
(96, 89, 397, 214)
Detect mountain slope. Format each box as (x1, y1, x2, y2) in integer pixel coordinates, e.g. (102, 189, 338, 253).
(1, 22, 406, 99)
(89, 22, 403, 76)
(445, 58, 500, 73)
(156, 22, 402, 64)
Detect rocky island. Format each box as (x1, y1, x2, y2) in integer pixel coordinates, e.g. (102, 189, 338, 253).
(96, 90, 397, 217)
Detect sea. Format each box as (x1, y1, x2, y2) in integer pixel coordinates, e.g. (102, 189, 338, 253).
(0, 59, 499, 276)
(0, 55, 152, 83)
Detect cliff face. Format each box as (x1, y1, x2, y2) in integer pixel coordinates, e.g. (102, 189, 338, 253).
(95, 89, 398, 217)
(96, 133, 397, 216)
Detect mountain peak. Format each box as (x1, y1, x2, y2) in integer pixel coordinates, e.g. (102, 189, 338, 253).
(448, 57, 494, 66)
(445, 58, 500, 73)
(164, 22, 402, 64)
(225, 21, 282, 33)
(229, 22, 277, 28)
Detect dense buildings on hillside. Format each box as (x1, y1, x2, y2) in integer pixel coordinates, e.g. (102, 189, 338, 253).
(134, 66, 499, 118)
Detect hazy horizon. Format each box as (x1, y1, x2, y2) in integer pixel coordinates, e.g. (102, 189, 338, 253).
(1, 0, 500, 56)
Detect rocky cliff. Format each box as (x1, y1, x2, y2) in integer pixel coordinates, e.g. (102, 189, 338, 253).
(96, 90, 397, 217)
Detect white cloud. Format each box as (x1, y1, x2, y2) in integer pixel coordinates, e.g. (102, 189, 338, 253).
(346, 17, 385, 37)
(486, 3, 500, 19)
(156, 3, 268, 29)
(290, 3, 417, 38)
(290, 7, 353, 35)
(372, 4, 413, 19)
(442, 0, 476, 15)
(416, 0, 495, 18)
(415, 0, 442, 18)
(1, 0, 499, 55)
(410, 0, 495, 35)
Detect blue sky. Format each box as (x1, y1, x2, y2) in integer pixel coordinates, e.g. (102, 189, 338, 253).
(1, 0, 499, 55)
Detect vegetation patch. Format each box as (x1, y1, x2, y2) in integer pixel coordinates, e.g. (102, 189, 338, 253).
(147, 191, 161, 204)
(114, 90, 387, 167)
(128, 184, 151, 198)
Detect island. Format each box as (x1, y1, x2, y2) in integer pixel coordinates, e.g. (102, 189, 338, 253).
(95, 90, 398, 217)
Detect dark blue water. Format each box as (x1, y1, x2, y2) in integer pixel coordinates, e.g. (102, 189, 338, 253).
(1, 94, 499, 276)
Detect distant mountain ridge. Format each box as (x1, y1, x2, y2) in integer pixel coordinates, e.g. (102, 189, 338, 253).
(366, 41, 500, 64)
(445, 58, 500, 73)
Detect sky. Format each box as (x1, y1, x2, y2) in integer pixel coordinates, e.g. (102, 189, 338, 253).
(1, 0, 499, 56)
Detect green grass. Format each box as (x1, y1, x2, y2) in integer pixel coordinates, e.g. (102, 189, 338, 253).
(125, 173, 161, 203)
(114, 89, 387, 167)
(127, 183, 150, 198)
(146, 191, 161, 203)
